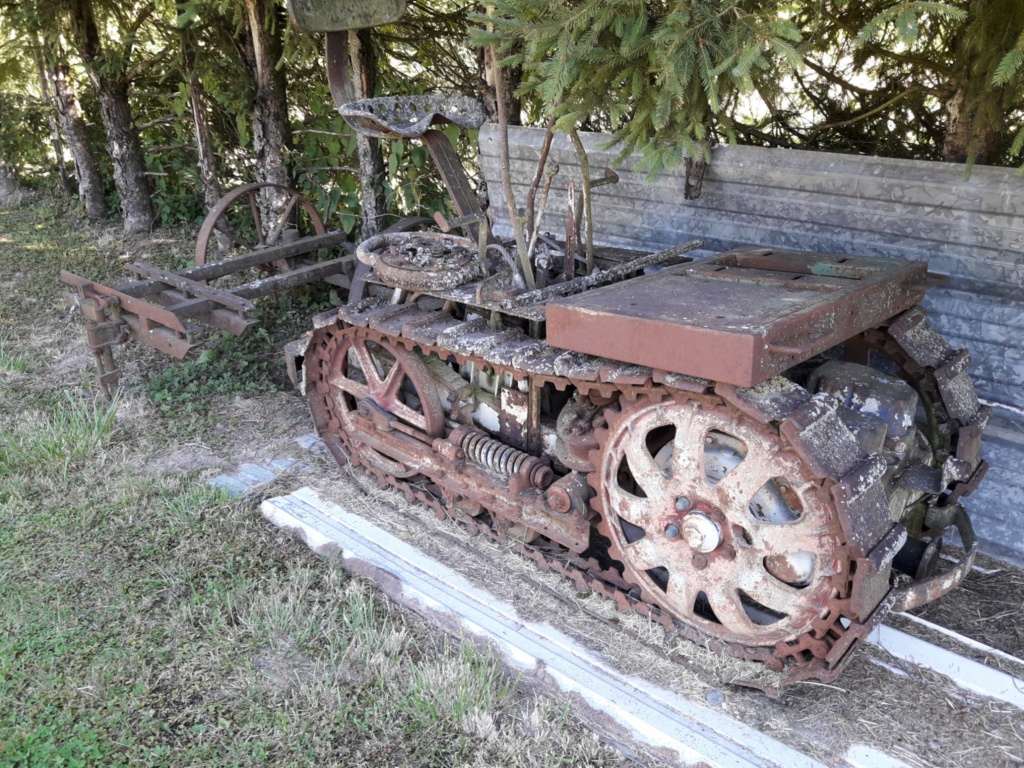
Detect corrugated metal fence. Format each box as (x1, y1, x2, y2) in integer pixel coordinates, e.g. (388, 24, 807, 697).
(478, 124, 1024, 564)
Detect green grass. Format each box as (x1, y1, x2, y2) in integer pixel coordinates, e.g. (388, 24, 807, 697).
(0, 392, 120, 477)
(0, 196, 625, 767)
(0, 336, 27, 373)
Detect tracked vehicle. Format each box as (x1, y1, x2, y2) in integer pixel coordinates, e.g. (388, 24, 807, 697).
(62, 1, 990, 687)
(293, 88, 988, 685)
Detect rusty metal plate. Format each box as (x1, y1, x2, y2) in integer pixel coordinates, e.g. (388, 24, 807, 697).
(546, 248, 928, 387)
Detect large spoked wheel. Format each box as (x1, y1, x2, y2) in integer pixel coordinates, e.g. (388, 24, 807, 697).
(591, 393, 845, 647)
(321, 327, 444, 479)
(194, 182, 326, 268)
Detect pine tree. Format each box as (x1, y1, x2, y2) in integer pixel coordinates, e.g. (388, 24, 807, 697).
(475, 1, 804, 171)
(476, 1, 1024, 168)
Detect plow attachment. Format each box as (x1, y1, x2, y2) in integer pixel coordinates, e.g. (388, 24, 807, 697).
(62, 230, 352, 397)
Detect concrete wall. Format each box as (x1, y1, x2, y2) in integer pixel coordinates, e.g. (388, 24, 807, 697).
(478, 124, 1024, 564)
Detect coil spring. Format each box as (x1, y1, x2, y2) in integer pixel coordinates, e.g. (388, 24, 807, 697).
(452, 426, 551, 487)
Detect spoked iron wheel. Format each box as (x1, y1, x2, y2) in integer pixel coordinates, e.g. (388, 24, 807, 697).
(591, 393, 846, 647)
(194, 182, 326, 269)
(315, 326, 444, 479)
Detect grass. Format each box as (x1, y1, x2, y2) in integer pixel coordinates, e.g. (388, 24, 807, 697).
(0, 392, 120, 477)
(0, 195, 626, 767)
(0, 336, 27, 373)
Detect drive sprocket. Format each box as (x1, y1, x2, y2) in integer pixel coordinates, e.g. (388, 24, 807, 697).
(589, 391, 852, 653)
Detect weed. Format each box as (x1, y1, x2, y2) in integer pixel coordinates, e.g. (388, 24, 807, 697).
(0, 724, 107, 768)
(141, 287, 339, 417)
(143, 327, 282, 415)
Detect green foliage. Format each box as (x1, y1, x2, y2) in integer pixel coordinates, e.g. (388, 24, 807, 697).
(142, 286, 336, 417)
(0, 724, 106, 768)
(477, 0, 1024, 168)
(854, 2, 967, 47)
(477, 1, 804, 169)
(144, 326, 282, 415)
(0, 93, 51, 184)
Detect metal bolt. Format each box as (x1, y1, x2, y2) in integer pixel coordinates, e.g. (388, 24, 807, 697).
(692, 553, 708, 569)
(681, 512, 722, 553)
(675, 496, 691, 511)
(664, 524, 680, 539)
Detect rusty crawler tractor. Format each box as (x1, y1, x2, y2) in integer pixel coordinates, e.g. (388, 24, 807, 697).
(295, 91, 988, 686)
(61, 0, 989, 686)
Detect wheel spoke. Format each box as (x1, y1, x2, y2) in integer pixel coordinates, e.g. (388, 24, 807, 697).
(715, 459, 774, 511)
(669, 416, 704, 492)
(248, 190, 265, 246)
(707, 587, 751, 634)
(624, 436, 666, 498)
(328, 372, 369, 400)
(351, 342, 383, 388)
(622, 537, 663, 572)
(267, 191, 300, 246)
(607, 482, 661, 527)
(744, 573, 803, 614)
(754, 521, 822, 557)
(380, 363, 405, 401)
(666, 571, 697, 614)
(390, 399, 428, 430)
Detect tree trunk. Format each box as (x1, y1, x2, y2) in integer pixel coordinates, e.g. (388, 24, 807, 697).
(67, 0, 154, 234)
(50, 62, 107, 221)
(177, 2, 222, 214)
(942, 85, 1005, 164)
(91, 75, 155, 233)
(0, 161, 23, 207)
(347, 28, 386, 239)
(241, 0, 292, 191)
(32, 42, 71, 197)
(478, 46, 522, 126)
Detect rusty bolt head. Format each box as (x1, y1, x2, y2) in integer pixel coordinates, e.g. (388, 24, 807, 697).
(545, 486, 572, 514)
(692, 553, 708, 569)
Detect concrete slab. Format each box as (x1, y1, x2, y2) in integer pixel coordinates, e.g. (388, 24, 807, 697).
(262, 487, 830, 768)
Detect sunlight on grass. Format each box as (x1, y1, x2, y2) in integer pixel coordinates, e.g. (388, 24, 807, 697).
(0, 391, 120, 473)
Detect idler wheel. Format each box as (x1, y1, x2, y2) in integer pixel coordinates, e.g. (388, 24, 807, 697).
(313, 326, 445, 479)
